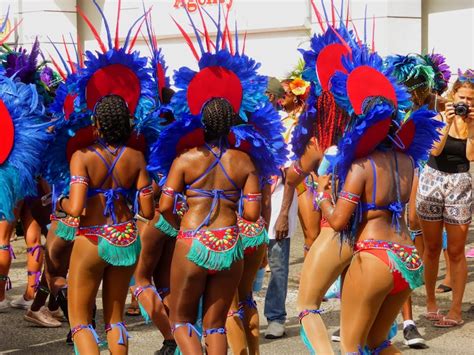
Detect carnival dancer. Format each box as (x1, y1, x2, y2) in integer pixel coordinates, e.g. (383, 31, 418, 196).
(416, 69, 474, 328)
(385, 52, 450, 347)
(148, 6, 286, 353)
(49, 1, 158, 352)
(0, 21, 53, 311)
(316, 43, 441, 353)
(129, 12, 178, 354)
(272, 1, 357, 351)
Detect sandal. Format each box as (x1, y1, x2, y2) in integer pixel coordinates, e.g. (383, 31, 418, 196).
(424, 310, 444, 321)
(435, 284, 452, 293)
(433, 317, 464, 328)
(126, 301, 140, 316)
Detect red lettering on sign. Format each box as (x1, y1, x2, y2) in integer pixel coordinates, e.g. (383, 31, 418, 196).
(173, 0, 232, 13)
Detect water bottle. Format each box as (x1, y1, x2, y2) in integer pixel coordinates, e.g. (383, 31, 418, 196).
(317, 145, 339, 176)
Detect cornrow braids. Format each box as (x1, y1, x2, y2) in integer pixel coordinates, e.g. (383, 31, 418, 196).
(314, 91, 350, 152)
(201, 98, 237, 142)
(94, 94, 132, 145)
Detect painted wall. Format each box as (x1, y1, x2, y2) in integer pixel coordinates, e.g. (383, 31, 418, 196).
(1, 0, 472, 81)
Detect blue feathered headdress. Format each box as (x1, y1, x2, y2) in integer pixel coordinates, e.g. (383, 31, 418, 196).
(148, 4, 286, 179)
(291, 0, 357, 159)
(73, 0, 154, 119)
(0, 75, 51, 221)
(384, 54, 435, 91)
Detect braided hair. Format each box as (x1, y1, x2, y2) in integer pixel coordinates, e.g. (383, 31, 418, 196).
(314, 91, 351, 152)
(201, 98, 237, 142)
(93, 94, 132, 145)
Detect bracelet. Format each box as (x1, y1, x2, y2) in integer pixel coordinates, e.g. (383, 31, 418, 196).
(58, 195, 67, 211)
(315, 191, 332, 210)
(292, 162, 308, 177)
(338, 191, 360, 204)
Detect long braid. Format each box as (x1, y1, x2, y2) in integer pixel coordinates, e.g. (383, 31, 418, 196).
(314, 91, 350, 152)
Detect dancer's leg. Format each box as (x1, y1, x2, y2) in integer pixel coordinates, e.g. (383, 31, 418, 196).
(133, 217, 173, 340)
(103, 264, 136, 354)
(21, 205, 43, 300)
(203, 260, 244, 355)
(0, 221, 15, 301)
(68, 236, 104, 354)
(297, 228, 352, 353)
(227, 245, 266, 355)
(340, 252, 408, 353)
(169, 240, 208, 354)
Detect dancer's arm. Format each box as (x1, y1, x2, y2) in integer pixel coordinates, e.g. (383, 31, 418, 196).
(316, 163, 365, 231)
(158, 157, 185, 229)
(242, 169, 261, 223)
(136, 154, 154, 220)
(59, 151, 88, 217)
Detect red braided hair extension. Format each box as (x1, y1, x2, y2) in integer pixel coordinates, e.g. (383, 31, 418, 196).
(314, 91, 350, 152)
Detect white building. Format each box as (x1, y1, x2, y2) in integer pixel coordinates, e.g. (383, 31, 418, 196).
(0, 0, 472, 81)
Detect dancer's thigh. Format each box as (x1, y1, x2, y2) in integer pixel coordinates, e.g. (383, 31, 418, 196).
(203, 260, 244, 328)
(135, 218, 166, 283)
(297, 229, 352, 309)
(340, 252, 393, 352)
(68, 236, 105, 325)
(238, 245, 265, 300)
(169, 240, 208, 323)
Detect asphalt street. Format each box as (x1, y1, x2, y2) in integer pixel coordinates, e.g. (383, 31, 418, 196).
(0, 224, 473, 354)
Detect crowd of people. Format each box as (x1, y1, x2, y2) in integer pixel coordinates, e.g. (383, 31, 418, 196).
(0, 1, 473, 354)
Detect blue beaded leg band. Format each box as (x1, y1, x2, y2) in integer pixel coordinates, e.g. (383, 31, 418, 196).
(172, 322, 202, 337)
(105, 322, 129, 345)
(203, 327, 226, 337)
(298, 309, 323, 322)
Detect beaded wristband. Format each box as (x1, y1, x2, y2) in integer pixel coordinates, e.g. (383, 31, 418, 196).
(315, 191, 332, 209)
(243, 193, 262, 202)
(139, 185, 154, 196)
(292, 162, 307, 177)
(162, 185, 175, 197)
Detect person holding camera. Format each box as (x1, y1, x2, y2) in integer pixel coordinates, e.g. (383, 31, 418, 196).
(416, 69, 474, 327)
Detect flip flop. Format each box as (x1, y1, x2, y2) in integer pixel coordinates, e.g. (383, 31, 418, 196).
(436, 284, 452, 293)
(424, 310, 444, 321)
(126, 304, 140, 316)
(433, 317, 464, 328)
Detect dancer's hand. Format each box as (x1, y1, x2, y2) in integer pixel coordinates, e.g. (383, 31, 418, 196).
(317, 174, 332, 193)
(274, 213, 289, 240)
(443, 102, 455, 125)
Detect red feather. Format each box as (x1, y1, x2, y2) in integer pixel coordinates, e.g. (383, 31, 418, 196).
(242, 31, 247, 55)
(48, 54, 67, 80)
(114, 0, 122, 49)
(172, 17, 200, 61)
(76, 6, 106, 53)
(128, 16, 147, 53)
(331, 0, 335, 26)
(372, 15, 376, 52)
(62, 35, 75, 73)
(310, 0, 325, 33)
(77, 34, 85, 68)
(345, 0, 350, 28)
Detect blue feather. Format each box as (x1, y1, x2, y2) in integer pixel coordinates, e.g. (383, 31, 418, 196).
(75, 48, 154, 119)
(0, 75, 51, 220)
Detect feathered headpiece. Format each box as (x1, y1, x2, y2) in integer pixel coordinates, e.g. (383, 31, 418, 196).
(291, 0, 358, 158)
(384, 54, 435, 92)
(458, 69, 474, 84)
(148, 3, 287, 179)
(73, 0, 153, 118)
(331, 46, 442, 184)
(0, 75, 51, 221)
(423, 52, 451, 94)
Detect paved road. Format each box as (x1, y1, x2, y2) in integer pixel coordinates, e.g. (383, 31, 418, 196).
(1, 224, 473, 354)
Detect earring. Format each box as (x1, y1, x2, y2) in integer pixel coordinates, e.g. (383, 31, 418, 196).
(293, 98, 298, 104)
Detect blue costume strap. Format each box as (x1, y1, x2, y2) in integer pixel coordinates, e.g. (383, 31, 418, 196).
(71, 324, 100, 344)
(298, 309, 323, 322)
(203, 327, 226, 337)
(133, 284, 162, 301)
(88, 146, 130, 224)
(239, 293, 257, 310)
(185, 143, 241, 233)
(172, 322, 202, 337)
(371, 339, 392, 354)
(105, 322, 129, 345)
